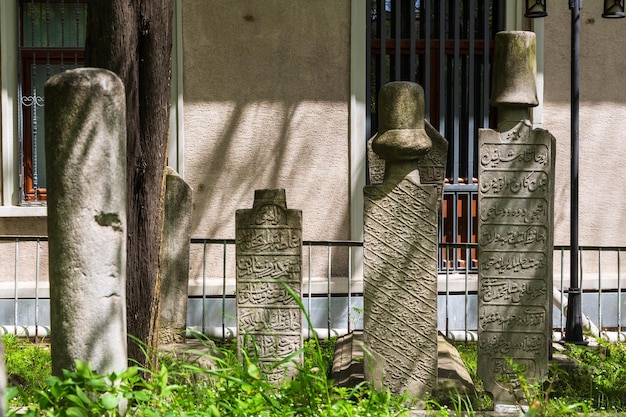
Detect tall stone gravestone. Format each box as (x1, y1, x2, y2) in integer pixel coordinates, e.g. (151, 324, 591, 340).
(45, 68, 127, 376)
(363, 81, 447, 397)
(236, 189, 303, 383)
(477, 31, 555, 409)
(158, 167, 193, 345)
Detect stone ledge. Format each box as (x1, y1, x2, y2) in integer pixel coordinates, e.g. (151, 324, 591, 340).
(331, 330, 475, 400)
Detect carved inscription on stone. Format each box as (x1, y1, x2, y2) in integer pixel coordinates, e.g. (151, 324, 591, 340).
(477, 125, 555, 403)
(364, 179, 439, 397)
(236, 190, 302, 384)
(421, 120, 450, 210)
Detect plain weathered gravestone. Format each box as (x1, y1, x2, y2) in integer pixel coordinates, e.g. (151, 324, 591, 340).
(45, 68, 127, 376)
(235, 189, 303, 384)
(477, 31, 555, 410)
(363, 81, 447, 397)
(158, 167, 193, 345)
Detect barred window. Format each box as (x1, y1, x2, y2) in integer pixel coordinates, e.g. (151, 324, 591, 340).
(19, 0, 87, 203)
(368, 0, 503, 271)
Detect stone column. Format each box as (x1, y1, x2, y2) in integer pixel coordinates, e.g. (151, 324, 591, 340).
(363, 81, 447, 397)
(477, 31, 555, 410)
(235, 189, 303, 384)
(158, 167, 193, 345)
(45, 68, 127, 376)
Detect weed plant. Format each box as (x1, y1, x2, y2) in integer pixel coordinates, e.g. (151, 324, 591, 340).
(455, 339, 626, 416)
(7, 328, 626, 415)
(3, 335, 51, 394)
(550, 338, 626, 413)
(4, 333, 416, 416)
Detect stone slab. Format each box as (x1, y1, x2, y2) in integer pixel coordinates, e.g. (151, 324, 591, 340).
(332, 331, 475, 400)
(159, 167, 193, 344)
(45, 68, 127, 376)
(363, 179, 439, 397)
(477, 122, 556, 405)
(235, 189, 303, 384)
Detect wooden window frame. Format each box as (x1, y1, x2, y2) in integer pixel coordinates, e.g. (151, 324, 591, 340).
(368, 0, 503, 272)
(18, 0, 86, 203)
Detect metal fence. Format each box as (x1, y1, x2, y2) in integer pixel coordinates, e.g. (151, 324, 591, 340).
(1, 236, 626, 341)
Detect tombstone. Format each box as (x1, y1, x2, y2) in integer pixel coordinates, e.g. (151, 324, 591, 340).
(477, 31, 555, 410)
(235, 189, 303, 384)
(368, 119, 447, 203)
(45, 68, 127, 376)
(158, 167, 193, 345)
(363, 81, 447, 397)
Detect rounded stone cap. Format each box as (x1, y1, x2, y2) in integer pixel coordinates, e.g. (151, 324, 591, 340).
(490, 31, 539, 107)
(372, 81, 432, 161)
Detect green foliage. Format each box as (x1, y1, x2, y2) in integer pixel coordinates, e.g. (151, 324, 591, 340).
(453, 340, 612, 416)
(4, 330, 414, 416)
(10, 312, 626, 415)
(551, 339, 626, 412)
(3, 334, 51, 393)
(454, 343, 478, 380)
(493, 358, 590, 417)
(12, 361, 141, 416)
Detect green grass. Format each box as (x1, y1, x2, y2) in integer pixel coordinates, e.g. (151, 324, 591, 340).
(454, 339, 626, 416)
(7, 334, 626, 416)
(549, 339, 626, 413)
(3, 334, 51, 393)
(4, 334, 417, 416)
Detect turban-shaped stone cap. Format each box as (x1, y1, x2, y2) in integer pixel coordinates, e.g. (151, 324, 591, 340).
(490, 31, 539, 107)
(372, 81, 432, 161)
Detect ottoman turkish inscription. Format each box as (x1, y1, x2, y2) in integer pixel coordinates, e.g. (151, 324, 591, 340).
(236, 189, 303, 384)
(364, 81, 447, 397)
(477, 31, 555, 407)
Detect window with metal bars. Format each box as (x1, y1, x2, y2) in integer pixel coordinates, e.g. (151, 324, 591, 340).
(367, 0, 503, 271)
(18, 0, 87, 203)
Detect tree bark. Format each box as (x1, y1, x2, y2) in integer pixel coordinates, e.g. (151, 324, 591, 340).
(85, 0, 173, 366)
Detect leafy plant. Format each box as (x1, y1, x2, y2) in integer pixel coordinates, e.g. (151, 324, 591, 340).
(3, 334, 51, 394)
(551, 338, 626, 412)
(495, 357, 589, 417)
(13, 294, 626, 416)
(10, 360, 143, 416)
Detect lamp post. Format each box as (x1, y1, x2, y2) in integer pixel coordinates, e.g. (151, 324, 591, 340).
(525, 0, 624, 344)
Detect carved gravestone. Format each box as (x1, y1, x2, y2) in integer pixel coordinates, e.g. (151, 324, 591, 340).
(236, 189, 303, 383)
(158, 167, 193, 345)
(477, 31, 555, 409)
(369, 120, 447, 203)
(363, 81, 447, 397)
(45, 68, 127, 376)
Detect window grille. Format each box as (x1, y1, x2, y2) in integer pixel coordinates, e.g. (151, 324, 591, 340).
(18, 0, 87, 203)
(367, 0, 503, 271)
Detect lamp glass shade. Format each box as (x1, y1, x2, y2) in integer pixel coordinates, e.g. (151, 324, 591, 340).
(525, 0, 548, 18)
(603, 0, 626, 18)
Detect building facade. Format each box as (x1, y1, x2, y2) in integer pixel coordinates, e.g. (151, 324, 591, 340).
(1, 1, 626, 292)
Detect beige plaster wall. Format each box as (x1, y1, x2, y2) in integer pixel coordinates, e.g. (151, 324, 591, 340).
(0, 18, 3, 206)
(182, 1, 352, 241)
(541, 7, 626, 247)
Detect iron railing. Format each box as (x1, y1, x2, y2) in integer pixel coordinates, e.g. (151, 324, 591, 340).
(1, 236, 626, 342)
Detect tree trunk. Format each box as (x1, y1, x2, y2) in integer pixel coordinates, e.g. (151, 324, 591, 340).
(85, 0, 173, 366)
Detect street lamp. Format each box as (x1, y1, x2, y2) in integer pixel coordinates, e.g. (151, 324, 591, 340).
(603, 0, 626, 18)
(525, 0, 547, 17)
(525, 1, 623, 344)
